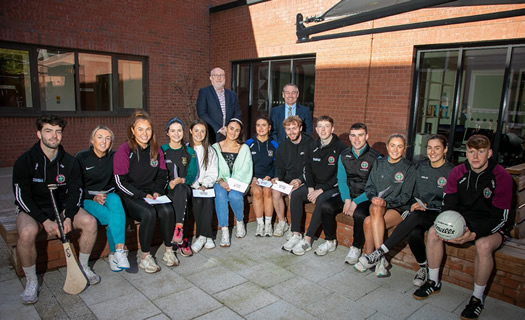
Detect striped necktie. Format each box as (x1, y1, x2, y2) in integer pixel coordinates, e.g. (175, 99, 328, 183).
(287, 107, 292, 118)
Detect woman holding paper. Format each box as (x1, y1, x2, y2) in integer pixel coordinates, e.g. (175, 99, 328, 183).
(359, 134, 454, 285)
(213, 118, 253, 247)
(246, 116, 278, 237)
(114, 111, 177, 273)
(354, 133, 415, 277)
(162, 117, 197, 257)
(188, 119, 218, 253)
(76, 125, 130, 272)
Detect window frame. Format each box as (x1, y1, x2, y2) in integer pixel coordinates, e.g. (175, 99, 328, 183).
(0, 41, 148, 117)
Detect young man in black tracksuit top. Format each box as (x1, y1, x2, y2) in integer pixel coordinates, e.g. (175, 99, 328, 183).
(413, 135, 513, 320)
(13, 115, 99, 304)
(282, 115, 346, 255)
(271, 116, 312, 237)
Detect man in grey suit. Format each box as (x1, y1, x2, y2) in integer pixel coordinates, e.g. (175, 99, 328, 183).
(197, 67, 241, 143)
(270, 83, 313, 144)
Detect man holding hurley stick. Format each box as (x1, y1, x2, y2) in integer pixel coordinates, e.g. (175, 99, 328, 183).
(13, 115, 100, 304)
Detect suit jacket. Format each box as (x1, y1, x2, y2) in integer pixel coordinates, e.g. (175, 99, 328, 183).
(270, 104, 313, 144)
(196, 85, 241, 142)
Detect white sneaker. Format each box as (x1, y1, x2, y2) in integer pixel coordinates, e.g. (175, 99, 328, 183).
(413, 266, 428, 286)
(21, 279, 39, 304)
(108, 254, 121, 272)
(139, 254, 161, 273)
(314, 240, 337, 256)
(291, 239, 312, 256)
(113, 249, 130, 270)
(285, 228, 293, 241)
(344, 246, 362, 265)
(255, 223, 264, 237)
(273, 220, 289, 237)
(81, 265, 101, 285)
(236, 220, 246, 238)
(220, 227, 231, 247)
(264, 223, 273, 237)
(162, 248, 179, 267)
(204, 237, 216, 249)
(375, 257, 390, 278)
(282, 234, 302, 251)
(353, 261, 368, 273)
(191, 236, 207, 253)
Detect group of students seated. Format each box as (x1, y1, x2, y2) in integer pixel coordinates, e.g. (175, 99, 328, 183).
(14, 110, 512, 320)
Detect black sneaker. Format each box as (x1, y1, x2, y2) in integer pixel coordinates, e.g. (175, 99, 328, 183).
(358, 248, 384, 269)
(460, 296, 483, 320)
(413, 280, 441, 300)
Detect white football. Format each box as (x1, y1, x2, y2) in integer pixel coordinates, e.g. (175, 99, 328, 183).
(433, 210, 466, 240)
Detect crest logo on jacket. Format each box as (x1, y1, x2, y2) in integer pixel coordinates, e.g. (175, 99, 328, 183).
(56, 174, 66, 183)
(151, 159, 158, 167)
(437, 177, 447, 188)
(328, 156, 335, 165)
(394, 172, 404, 182)
(483, 187, 492, 198)
(361, 161, 369, 170)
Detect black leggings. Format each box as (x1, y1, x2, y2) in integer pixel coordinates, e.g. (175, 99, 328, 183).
(383, 209, 439, 264)
(320, 197, 370, 247)
(289, 185, 339, 236)
(192, 195, 214, 238)
(167, 183, 191, 225)
(121, 196, 175, 252)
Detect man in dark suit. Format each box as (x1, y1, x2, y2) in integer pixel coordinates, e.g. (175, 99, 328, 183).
(270, 83, 313, 144)
(196, 67, 241, 143)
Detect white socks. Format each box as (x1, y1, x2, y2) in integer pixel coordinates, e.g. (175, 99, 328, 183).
(79, 252, 90, 269)
(22, 265, 37, 282)
(256, 217, 264, 225)
(380, 244, 389, 254)
(473, 283, 486, 302)
(428, 267, 440, 284)
(265, 216, 272, 225)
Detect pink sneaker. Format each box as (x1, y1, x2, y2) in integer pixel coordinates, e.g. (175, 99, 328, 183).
(177, 238, 193, 257)
(171, 226, 183, 245)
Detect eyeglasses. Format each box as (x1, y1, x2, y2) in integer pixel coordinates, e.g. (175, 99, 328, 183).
(211, 74, 226, 78)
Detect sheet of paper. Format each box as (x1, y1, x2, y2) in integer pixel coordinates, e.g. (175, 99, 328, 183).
(228, 178, 249, 193)
(271, 180, 293, 195)
(192, 189, 215, 198)
(143, 195, 172, 205)
(257, 178, 273, 188)
(87, 188, 113, 196)
(414, 197, 440, 211)
(377, 185, 391, 199)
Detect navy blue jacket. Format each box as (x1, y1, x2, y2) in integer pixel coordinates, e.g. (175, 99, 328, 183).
(246, 137, 278, 179)
(196, 85, 241, 142)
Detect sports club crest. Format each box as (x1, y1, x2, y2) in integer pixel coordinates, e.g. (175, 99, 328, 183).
(361, 161, 369, 169)
(56, 174, 66, 184)
(483, 187, 492, 198)
(150, 159, 159, 167)
(328, 156, 335, 164)
(394, 172, 404, 182)
(268, 150, 274, 157)
(437, 177, 447, 187)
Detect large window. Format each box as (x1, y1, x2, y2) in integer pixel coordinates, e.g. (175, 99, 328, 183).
(409, 43, 525, 167)
(232, 56, 315, 136)
(1, 42, 147, 115)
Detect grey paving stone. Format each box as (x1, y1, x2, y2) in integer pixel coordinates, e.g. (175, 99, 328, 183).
(0, 278, 25, 306)
(0, 302, 40, 320)
(356, 287, 423, 319)
(406, 303, 457, 320)
(186, 265, 247, 295)
(193, 307, 244, 320)
(131, 269, 193, 300)
(213, 281, 280, 316)
(245, 300, 319, 320)
(267, 276, 333, 309)
(0, 265, 18, 282)
(318, 268, 381, 301)
(236, 261, 296, 288)
(89, 290, 161, 320)
(155, 286, 222, 320)
(365, 263, 416, 294)
(144, 313, 171, 320)
(366, 312, 396, 320)
(285, 254, 347, 283)
(303, 292, 376, 319)
(79, 271, 137, 306)
(172, 251, 219, 277)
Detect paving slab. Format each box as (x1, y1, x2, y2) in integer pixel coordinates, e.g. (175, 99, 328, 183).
(213, 281, 280, 316)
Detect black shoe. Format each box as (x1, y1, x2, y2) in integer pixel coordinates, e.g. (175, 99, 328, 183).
(358, 248, 384, 269)
(460, 296, 483, 320)
(413, 280, 441, 300)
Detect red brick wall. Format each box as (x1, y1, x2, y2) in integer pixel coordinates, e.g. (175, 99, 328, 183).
(0, 0, 214, 166)
(210, 1, 525, 145)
